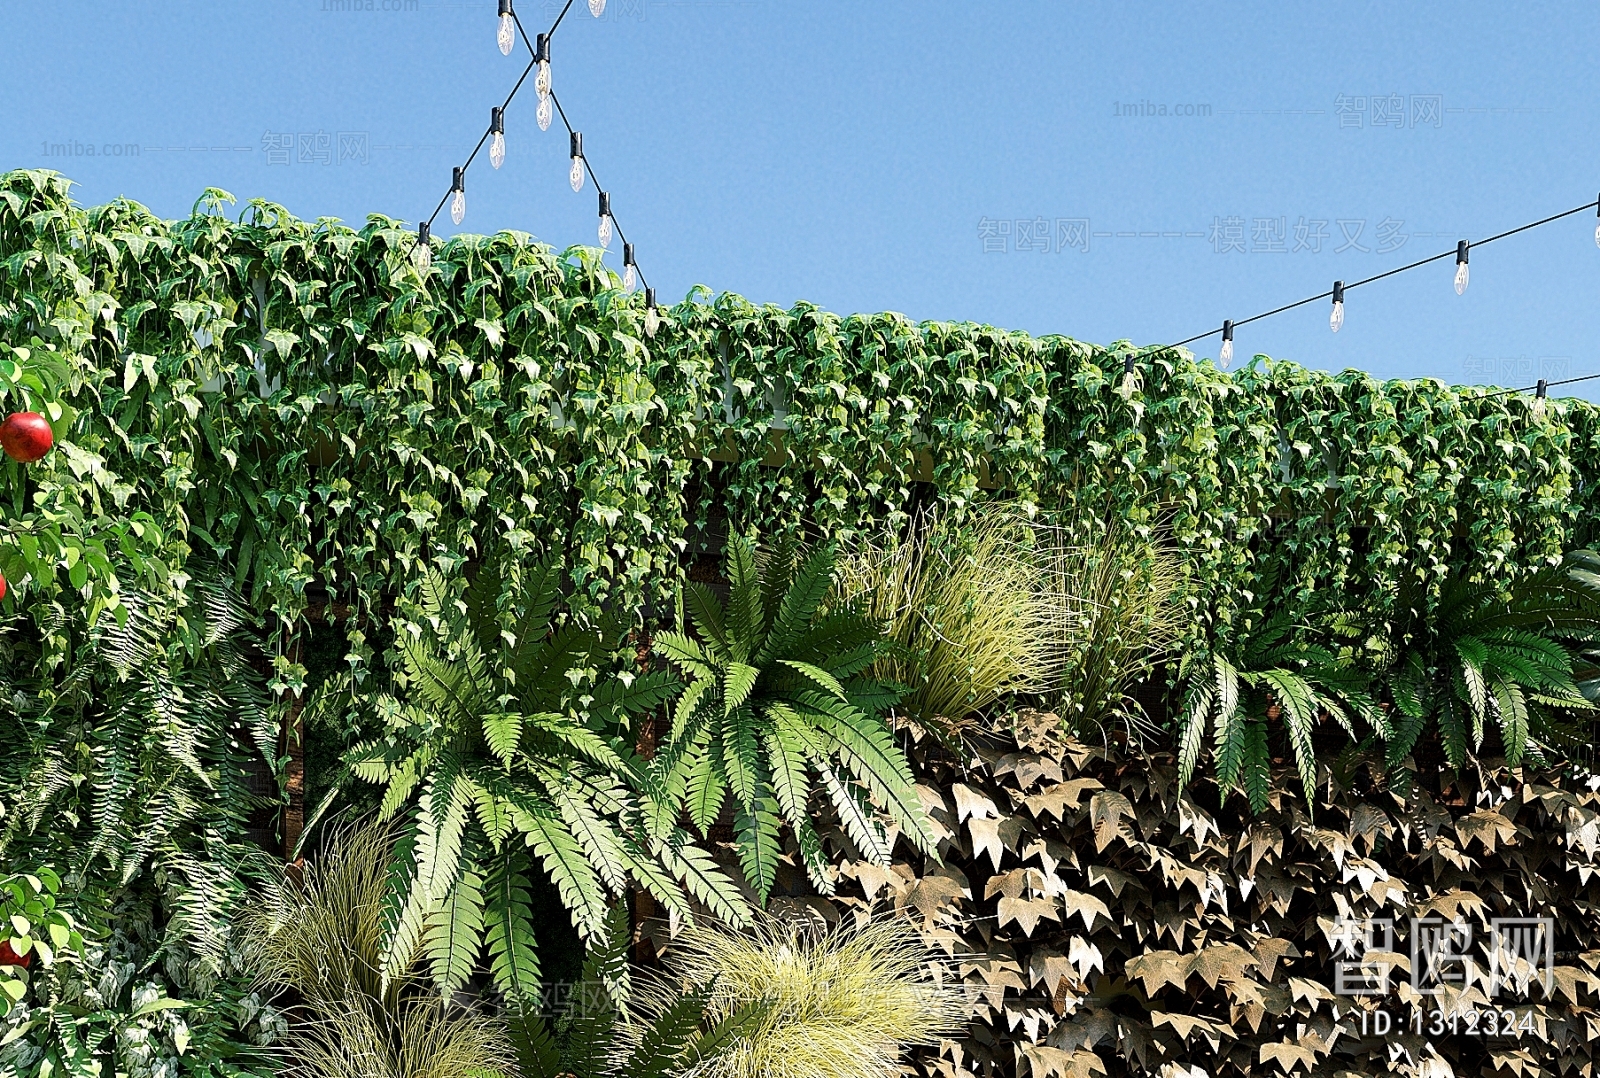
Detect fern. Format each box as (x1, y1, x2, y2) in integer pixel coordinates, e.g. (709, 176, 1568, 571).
(1384, 551, 1600, 766)
(1182, 551, 1600, 807)
(649, 534, 936, 901)
(0, 572, 276, 964)
(348, 550, 747, 1000)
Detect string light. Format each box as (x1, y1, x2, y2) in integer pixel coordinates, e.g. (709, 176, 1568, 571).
(1533, 378, 1549, 416)
(489, 107, 506, 169)
(1329, 280, 1345, 333)
(1218, 320, 1234, 369)
(497, 0, 515, 55)
(536, 33, 552, 99)
(412, 222, 432, 272)
(1594, 195, 1599, 248)
(1120, 352, 1142, 395)
(645, 287, 660, 338)
(403, 0, 675, 345)
(1165, 197, 1600, 359)
(566, 131, 585, 191)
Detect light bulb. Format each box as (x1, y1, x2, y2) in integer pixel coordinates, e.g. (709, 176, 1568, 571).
(489, 109, 506, 169)
(1330, 300, 1344, 333)
(412, 225, 432, 272)
(623, 263, 637, 292)
(537, 97, 553, 131)
(645, 304, 660, 338)
(450, 168, 466, 225)
(570, 156, 585, 192)
(1454, 260, 1469, 295)
(537, 60, 551, 98)
(1594, 221, 1600, 248)
(498, 12, 515, 55)
(598, 215, 612, 248)
(1219, 339, 1233, 368)
(589, 0, 605, 14)
(1119, 356, 1142, 397)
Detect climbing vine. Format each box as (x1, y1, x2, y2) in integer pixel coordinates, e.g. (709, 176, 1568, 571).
(0, 167, 1588, 703)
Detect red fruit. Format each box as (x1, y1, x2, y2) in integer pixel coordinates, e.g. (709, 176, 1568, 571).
(0, 940, 30, 968)
(0, 412, 54, 463)
(0, 571, 6, 602)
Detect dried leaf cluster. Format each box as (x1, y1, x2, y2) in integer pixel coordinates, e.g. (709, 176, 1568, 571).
(775, 712, 1600, 1078)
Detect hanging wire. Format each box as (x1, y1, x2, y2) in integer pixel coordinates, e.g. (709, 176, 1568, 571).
(1168, 198, 1600, 350)
(1152, 197, 1600, 401)
(407, 0, 653, 309)
(411, 20, 1595, 395)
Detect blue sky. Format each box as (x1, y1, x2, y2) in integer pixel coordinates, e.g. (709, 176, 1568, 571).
(4, 1, 1598, 398)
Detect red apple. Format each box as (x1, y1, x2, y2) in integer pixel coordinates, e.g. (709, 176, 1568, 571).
(0, 939, 30, 968)
(0, 412, 54, 463)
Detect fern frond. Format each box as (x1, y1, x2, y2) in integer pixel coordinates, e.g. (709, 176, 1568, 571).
(734, 796, 783, 902)
(424, 849, 486, 1004)
(484, 850, 543, 1012)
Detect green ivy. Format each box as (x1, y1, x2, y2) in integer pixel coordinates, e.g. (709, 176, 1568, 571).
(0, 167, 1589, 718)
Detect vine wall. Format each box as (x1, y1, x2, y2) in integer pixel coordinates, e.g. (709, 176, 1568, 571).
(0, 165, 1596, 690)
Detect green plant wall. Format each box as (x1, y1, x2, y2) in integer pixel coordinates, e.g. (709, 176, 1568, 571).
(0, 167, 1593, 696)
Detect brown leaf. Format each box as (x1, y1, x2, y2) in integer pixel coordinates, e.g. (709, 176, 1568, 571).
(994, 751, 1064, 792)
(1239, 822, 1283, 875)
(1062, 889, 1112, 933)
(1025, 778, 1104, 822)
(998, 894, 1060, 935)
(1021, 1046, 1105, 1078)
(1151, 1011, 1231, 1051)
(1027, 947, 1076, 990)
(1190, 943, 1257, 988)
(1086, 864, 1140, 898)
(1252, 937, 1300, 982)
(953, 783, 1000, 822)
(1124, 950, 1188, 996)
(1258, 1040, 1317, 1074)
(1089, 790, 1134, 852)
(969, 814, 1030, 872)
(904, 867, 969, 923)
(1456, 808, 1519, 853)
(985, 867, 1031, 901)
(1411, 888, 1486, 922)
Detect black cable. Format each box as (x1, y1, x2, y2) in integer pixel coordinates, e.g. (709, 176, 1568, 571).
(407, 0, 653, 302)
(1167, 198, 1600, 351)
(550, 90, 650, 295)
(1477, 370, 1600, 399)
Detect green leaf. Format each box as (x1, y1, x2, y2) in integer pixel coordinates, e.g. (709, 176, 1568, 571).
(424, 852, 486, 1003)
(483, 712, 524, 765)
(484, 852, 542, 1012)
(734, 796, 783, 901)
